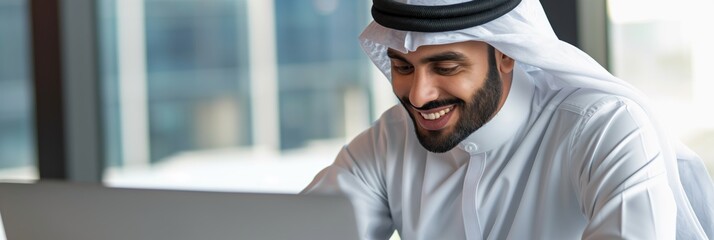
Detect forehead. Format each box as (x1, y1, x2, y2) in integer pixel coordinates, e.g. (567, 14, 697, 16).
(387, 41, 490, 60)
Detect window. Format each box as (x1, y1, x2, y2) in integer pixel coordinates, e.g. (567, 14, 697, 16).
(0, 0, 36, 180)
(608, 0, 714, 175)
(100, 0, 393, 192)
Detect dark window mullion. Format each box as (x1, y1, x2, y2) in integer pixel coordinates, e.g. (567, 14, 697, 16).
(30, 0, 67, 180)
(30, 0, 103, 182)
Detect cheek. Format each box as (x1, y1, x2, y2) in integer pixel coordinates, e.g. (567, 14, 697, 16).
(445, 77, 482, 100)
(391, 78, 411, 97)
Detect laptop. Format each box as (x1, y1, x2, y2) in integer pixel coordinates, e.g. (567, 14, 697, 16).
(0, 181, 359, 240)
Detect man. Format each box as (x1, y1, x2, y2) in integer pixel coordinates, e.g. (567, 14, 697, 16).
(302, 0, 714, 239)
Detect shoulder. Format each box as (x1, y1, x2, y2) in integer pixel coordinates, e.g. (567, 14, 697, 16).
(557, 88, 643, 118)
(563, 88, 663, 181)
(348, 104, 411, 149)
(542, 88, 661, 169)
(535, 88, 647, 135)
(542, 88, 652, 138)
(338, 104, 412, 165)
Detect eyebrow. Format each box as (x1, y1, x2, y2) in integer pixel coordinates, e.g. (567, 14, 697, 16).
(387, 49, 468, 64)
(387, 49, 409, 63)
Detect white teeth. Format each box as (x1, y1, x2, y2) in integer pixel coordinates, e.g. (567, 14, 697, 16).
(420, 107, 451, 120)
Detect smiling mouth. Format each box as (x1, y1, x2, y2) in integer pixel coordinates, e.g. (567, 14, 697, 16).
(412, 105, 455, 131)
(419, 107, 452, 120)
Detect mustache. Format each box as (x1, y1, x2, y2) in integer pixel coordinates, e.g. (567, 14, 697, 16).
(400, 97, 464, 111)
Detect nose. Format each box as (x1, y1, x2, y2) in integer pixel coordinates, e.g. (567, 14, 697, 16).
(408, 69, 439, 108)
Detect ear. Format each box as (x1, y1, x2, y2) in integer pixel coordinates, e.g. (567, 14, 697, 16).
(495, 49, 515, 74)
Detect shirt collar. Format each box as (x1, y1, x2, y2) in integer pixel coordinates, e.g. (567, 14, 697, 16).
(458, 62, 535, 154)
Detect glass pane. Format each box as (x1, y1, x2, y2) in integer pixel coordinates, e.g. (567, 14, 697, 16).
(0, 0, 37, 180)
(608, 0, 714, 176)
(100, 0, 253, 187)
(101, 0, 384, 193)
(275, 0, 371, 149)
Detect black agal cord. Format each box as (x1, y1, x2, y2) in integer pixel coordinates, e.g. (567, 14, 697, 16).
(371, 0, 521, 32)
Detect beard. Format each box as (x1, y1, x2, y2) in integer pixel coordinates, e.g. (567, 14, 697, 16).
(400, 47, 502, 153)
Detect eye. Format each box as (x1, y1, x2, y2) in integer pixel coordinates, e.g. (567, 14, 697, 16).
(392, 64, 414, 74)
(433, 64, 459, 75)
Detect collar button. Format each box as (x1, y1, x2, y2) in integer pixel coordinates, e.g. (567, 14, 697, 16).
(464, 142, 479, 153)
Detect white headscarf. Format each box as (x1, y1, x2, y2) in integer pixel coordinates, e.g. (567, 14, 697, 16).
(359, 0, 714, 238)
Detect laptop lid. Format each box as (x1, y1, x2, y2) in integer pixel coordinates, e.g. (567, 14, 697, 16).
(0, 181, 359, 240)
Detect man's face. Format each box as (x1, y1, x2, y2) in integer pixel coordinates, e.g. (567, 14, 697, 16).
(388, 41, 506, 153)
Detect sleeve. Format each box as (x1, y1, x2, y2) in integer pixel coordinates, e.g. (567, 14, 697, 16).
(675, 142, 714, 239)
(570, 96, 677, 240)
(301, 143, 395, 240)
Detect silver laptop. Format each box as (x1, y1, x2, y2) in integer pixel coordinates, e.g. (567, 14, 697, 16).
(0, 181, 359, 240)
